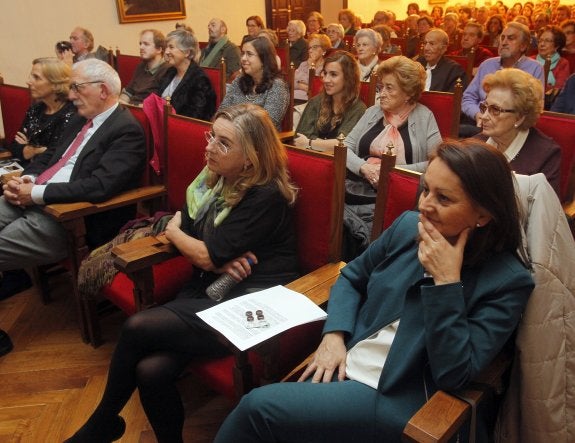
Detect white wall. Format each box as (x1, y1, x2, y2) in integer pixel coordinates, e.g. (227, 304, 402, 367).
(0, 0, 265, 86)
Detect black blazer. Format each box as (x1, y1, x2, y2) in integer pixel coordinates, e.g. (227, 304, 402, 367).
(157, 62, 216, 121)
(416, 56, 468, 92)
(25, 105, 147, 246)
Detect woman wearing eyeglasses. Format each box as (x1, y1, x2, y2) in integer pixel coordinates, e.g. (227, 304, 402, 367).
(532, 25, 570, 102)
(293, 33, 331, 103)
(218, 36, 289, 130)
(475, 68, 560, 195)
(65, 104, 299, 443)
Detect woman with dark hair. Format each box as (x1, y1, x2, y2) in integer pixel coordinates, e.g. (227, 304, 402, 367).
(294, 51, 366, 153)
(219, 36, 289, 129)
(157, 29, 216, 120)
(338, 8, 358, 36)
(241, 15, 265, 46)
(484, 14, 505, 46)
(9, 58, 76, 165)
(215, 139, 534, 443)
(64, 104, 300, 443)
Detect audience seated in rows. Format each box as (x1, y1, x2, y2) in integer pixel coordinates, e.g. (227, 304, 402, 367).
(218, 36, 289, 130)
(119, 29, 169, 106)
(474, 68, 561, 196)
(461, 22, 544, 136)
(416, 28, 468, 92)
(342, 56, 441, 259)
(157, 29, 216, 121)
(199, 18, 241, 81)
(294, 51, 366, 153)
(64, 104, 300, 443)
(1, 59, 146, 273)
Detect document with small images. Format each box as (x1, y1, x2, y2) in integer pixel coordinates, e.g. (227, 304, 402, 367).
(197, 285, 328, 351)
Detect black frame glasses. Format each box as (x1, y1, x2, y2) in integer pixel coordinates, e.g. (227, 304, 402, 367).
(70, 81, 104, 93)
(479, 102, 516, 117)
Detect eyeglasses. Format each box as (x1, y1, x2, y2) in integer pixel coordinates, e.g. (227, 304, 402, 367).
(539, 37, 555, 44)
(479, 101, 516, 117)
(204, 131, 232, 154)
(70, 81, 104, 92)
(308, 44, 323, 50)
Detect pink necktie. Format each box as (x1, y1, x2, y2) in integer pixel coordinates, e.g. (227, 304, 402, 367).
(36, 120, 93, 185)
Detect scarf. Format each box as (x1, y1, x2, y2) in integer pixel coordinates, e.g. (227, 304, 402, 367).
(537, 52, 560, 86)
(359, 56, 379, 81)
(201, 36, 229, 68)
(186, 166, 231, 227)
(368, 104, 416, 165)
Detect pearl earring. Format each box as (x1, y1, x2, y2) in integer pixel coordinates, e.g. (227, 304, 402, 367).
(514, 123, 519, 128)
(476, 223, 481, 227)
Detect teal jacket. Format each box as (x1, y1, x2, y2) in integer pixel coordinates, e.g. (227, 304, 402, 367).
(324, 211, 534, 440)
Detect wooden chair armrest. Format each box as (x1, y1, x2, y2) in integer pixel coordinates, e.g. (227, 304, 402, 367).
(402, 351, 512, 442)
(278, 130, 295, 143)
(43, 185, 167, 222)
(285, 261, 345, 306)
(112, 234, 179, 273)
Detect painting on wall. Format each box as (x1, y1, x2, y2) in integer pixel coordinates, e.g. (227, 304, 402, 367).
(116, 0, 186, 23)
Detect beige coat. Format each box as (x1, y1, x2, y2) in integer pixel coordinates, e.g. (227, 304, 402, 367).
(496, 173, 575, 443)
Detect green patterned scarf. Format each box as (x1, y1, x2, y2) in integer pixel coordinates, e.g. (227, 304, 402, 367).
(186, 166, 231, 226)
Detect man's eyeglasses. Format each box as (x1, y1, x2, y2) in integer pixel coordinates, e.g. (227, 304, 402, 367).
(479, 101, 516, 117)
(70, 81, 104, 93)
(204, 131, 232, 154)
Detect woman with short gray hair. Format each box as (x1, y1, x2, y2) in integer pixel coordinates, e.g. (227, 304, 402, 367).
(156, 29, 216, 119)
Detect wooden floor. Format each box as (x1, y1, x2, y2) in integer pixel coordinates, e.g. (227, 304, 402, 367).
(0, 273, 234, 443)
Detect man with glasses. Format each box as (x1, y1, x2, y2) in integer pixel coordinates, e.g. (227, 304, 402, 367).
(460, 22, 544, 136)
(0, 59, 146, 276)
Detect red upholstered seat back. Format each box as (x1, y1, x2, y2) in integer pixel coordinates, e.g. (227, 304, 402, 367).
(382, 169, 421, 230)
(276, 46, 289, 72)
(535, 111, 575, 201)
(125, 104, 153, 186)
(308, 75, 323, 99)
(286, 146, 337, 273)
(201, 66, 225, 108)
(419, 91, 456, 139)
(0, 83, 31, 145)
(115, 53, 141, 88)
(165, 114, 211, 212)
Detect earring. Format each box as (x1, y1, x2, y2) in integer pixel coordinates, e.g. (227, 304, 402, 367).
(476, 223, 481, 227)
(514, 123, 519, 128)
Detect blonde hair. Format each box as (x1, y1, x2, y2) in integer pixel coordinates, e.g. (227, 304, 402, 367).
(32, 57, 71, 102)
(482, 68, 543, 129)
(208, 104, 298, 207)
(376, 56, 426, 103)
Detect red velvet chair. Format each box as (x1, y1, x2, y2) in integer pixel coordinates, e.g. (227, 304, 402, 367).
(370, 153, 422, 242)
(200, 58, 226, 108)
(419, 80, 463, 139)
(0, 82, 31, 149)
(107, 140, 347, 400)
(114, 49, 141, 88)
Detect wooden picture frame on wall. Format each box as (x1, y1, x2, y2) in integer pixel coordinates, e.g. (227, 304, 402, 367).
(116, 0, 186, 24)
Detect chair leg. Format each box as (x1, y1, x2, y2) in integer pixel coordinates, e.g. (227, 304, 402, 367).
(32, 265, 54, 304)
(83, 297, 103, 348)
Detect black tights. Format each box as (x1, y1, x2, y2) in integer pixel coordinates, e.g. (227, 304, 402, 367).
(80, 306, 228, 443)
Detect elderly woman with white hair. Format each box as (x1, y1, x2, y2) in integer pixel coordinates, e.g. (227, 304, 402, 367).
(287, 20, 308, 68)
(354, 28, 383, 81)
(326, 23, 346, 49)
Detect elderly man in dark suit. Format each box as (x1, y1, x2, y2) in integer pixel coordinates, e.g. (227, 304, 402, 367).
(0, 59, 146, 272)
(416, 28, 468, 93)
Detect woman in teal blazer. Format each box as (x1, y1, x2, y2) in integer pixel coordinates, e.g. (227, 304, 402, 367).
(215, 140, 534, 443)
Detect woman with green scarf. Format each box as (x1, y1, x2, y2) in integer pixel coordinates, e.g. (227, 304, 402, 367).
(65, 103, 299, 443)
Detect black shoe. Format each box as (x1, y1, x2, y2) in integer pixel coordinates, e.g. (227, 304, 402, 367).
(63, 415, 126, 443)
(0, 269, 32, 301)
(0, 329, 13, 357)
